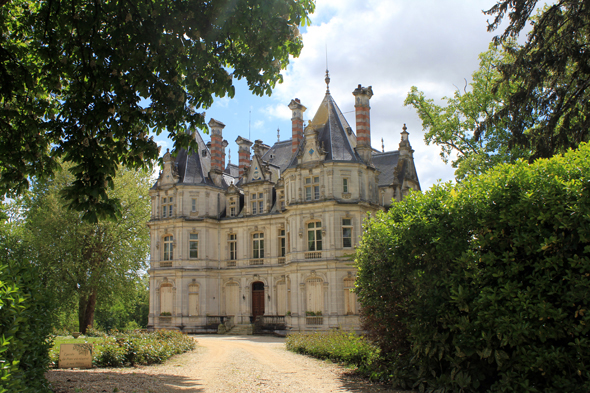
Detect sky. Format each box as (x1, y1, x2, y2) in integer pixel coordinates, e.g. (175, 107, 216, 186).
(153, 0, 517, 190)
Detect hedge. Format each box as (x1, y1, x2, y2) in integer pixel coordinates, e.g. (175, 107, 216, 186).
(356, 143, 590, 392)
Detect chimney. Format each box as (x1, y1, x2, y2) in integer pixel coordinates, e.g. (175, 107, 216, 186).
(208, 119, 226, 171)
(288, 98, 306, 154)
(353, 84, 374, 164)
(236, 136, 253, 177)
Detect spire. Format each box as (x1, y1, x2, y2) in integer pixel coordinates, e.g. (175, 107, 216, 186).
(382, 138, 384, 152)
(277, 127, 280, 142)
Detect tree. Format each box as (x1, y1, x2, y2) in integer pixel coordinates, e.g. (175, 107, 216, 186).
(23, 164, 151, 333)
(0, 0, 315, 221)
(482, 0, 590, 160)
(405, 43, 531, 180)
(356, 144, 590, 392)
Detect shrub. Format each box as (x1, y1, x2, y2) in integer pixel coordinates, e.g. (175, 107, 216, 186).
(0, 235, 55, 393)
(286, 330, 380, 368)
(356, 143, 590, 392)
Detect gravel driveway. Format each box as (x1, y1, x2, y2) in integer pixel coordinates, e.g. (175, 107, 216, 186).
(47, 335, 409, 393)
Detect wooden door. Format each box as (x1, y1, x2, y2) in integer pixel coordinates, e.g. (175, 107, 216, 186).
(252, 281, 265, 318)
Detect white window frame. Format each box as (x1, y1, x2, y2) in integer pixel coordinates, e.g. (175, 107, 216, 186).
(279, 229, 286, 257)
(252, 232, 265, 259)
(307, 221, 322, 251)
(189, 233, 199, 259)
(228, 234, 237, 260)
(342, 218, 353, 248)
(163, 235, 174, 260)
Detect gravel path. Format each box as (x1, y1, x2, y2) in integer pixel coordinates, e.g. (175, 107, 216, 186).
(47, 335, 409, 393)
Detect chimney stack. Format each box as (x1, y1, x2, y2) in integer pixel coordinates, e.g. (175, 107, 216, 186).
(236, 136, 253, 177)
(208, 119, 226, 171)
(353, 85, 374, 164)
(288, 98, 306, 154)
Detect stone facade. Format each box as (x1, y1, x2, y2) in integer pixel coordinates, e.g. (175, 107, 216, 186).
(148, 78, 421, 332)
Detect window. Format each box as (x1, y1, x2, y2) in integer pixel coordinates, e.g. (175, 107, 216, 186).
(279, 191, 285, 209)
(191, 198, 197, 212)
(305, 177, 320, 201)
(189, 233, 198, 258)
(253, 233, 264, 258)
(343, 178, 349, 193)
(258, 200, 264, 214)
(342, 219, 352, 248)
(163, 235, 173, 260)
(251, 201, 257, 215)
(229, 199, 236, 217)
(279, 229, 286, 257)
(228, 234, 237, 260)
(188, 284, 199, 316)
(344, 277, 357, 315)
(160, 284, 173, 315)
(306, 277, 324, 314)
(162, 197, 173, 218)
(307, 221, 322, 251)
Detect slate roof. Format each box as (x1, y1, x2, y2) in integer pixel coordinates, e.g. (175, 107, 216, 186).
(372, 151, 400, 186)
(261, 140, 293, 172)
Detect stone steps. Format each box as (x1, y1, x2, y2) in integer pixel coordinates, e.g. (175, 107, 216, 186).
(226, 324, 253, 335)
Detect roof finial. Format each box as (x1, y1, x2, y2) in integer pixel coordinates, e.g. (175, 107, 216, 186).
(228, 148, 231, 164)
(325, 44, 330, 94)
(277, 127, 280, 142)
(382, 138, 384, 153)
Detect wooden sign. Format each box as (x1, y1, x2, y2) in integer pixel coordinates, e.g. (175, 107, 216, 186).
(59, 343, 93, 369)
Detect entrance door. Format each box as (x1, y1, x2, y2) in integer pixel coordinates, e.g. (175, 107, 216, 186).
(252, 281, 265, 319)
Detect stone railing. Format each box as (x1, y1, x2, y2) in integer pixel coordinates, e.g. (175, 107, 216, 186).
(304, 251, 322, 259)
(249, 259, 264, 266)
(258, 315, 285, 325)
(159, 261, 173, 267)
(305, 316, 324, 326)
(227, 260, 236, 267)
(278, 257, 286, 264)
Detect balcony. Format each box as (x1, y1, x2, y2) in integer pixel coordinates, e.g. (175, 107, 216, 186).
(278, 257, 286, 264)
(249, 259, 264, 266)
(305, 316, 324, 326)
(227, 261, 236, 267)
(159, 261, 173, 267)
(304, 251, 322, 259)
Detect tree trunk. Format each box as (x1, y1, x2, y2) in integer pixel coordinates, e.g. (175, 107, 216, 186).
(78, 290, 97, 334)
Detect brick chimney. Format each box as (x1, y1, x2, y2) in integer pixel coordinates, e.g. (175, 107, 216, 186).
(235, 136, 253, 177)
(208, 119, 226, 171)
(353, 85, 374, 164)
(288, 98, 306, 154)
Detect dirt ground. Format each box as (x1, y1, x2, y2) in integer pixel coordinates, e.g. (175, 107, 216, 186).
(47, 335, 411, 393)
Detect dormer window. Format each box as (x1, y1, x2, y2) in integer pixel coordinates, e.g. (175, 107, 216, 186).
(251, 193, 263, 215)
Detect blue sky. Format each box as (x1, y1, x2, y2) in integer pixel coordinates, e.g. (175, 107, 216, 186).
(153, 0, 520, 190)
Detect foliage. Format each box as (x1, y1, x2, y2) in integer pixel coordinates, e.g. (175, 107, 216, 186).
(482, 1, 590, 161)
(23, 163, 151, 333)
(0, 221, 54, 392)
(286, 330, 380, 369)
(405, 43, 530, 180)
(356, 143, 590, 392)
(0, 0, 315, 222)
(50, 331, 196, 368)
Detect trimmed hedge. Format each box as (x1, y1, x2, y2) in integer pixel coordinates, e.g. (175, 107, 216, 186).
(0, 236, 54, 393)
(286, 330, 379, 368)
(356, 143, 590, 392)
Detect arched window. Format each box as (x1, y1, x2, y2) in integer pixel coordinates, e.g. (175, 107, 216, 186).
(307, 221, 322, 251)
(306, 277, 323, 314)
(163, 235, 174, 260)
(344, 277, 357, 315)
(160, 284, 173, 315)
(225, 282, 239, 316)
(188, 284, 199, 316)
